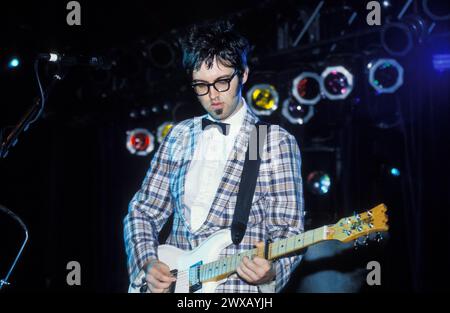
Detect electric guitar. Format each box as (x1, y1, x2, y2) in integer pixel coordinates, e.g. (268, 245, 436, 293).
(128, 203, 389, 293)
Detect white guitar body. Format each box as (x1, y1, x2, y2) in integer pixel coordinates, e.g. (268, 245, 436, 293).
(128, 229, 233, 293)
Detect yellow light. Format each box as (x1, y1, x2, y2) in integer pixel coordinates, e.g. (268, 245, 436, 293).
(247, 84, 279, 116)
(252, 87, 276, 110)
(161, 124, 173, 138)
(157, 122, 174, 143)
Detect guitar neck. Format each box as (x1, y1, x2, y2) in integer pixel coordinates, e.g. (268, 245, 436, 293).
(199, 226, 328, 283)
(267, 226, 328, 260)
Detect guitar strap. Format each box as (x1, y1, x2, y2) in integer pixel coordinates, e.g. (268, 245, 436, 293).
(231, 122, 270, 245)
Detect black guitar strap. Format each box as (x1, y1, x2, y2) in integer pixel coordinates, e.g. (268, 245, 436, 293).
(231, 122, 270, 245)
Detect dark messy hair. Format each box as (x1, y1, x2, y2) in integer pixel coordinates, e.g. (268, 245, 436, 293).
(180, 20, 250, 80)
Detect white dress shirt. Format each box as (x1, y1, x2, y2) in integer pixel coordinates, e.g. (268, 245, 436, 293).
(184, 99, 247, 232)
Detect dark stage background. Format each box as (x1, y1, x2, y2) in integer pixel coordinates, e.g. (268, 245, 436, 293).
(1, 0, 449, 292)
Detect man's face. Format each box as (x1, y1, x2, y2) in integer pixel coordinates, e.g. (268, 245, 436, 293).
(192, 57, 248, 120)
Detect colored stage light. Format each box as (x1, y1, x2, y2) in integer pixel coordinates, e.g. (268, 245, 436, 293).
(306, 171, 331, 195)
(321, 66, 354, 100)
(246, 84, 279, 116)
(282, 98, 315, 125)
(368, 58, 404, 94)
(8, 57, 20, 69)
(157, 122, 174, 143)
(433, 54, 450, 72)
(292, 72, 322, 105)
(126, 128, 155, 156)
(390, 167, 401, 177)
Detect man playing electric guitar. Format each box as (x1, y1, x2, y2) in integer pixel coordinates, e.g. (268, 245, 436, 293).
(123, 20, 304, 293)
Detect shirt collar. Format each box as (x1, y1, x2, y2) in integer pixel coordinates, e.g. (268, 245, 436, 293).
(206, 98, 247, 135)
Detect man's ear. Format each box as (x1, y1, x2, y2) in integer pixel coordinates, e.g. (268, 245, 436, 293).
(242, 66, 249, 85)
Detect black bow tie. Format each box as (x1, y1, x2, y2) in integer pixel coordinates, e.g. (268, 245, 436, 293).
(201, 118, 230, 135)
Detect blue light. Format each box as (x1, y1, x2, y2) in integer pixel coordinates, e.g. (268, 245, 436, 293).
(383, 1, 391, 8)
(433, 54, 450, 72)
(8, 57, 20, 69)
(390, 167, 400, 177)
(307, 171, 331, 195)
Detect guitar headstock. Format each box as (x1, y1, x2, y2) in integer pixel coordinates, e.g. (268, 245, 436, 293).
(326, 204, 389, 243)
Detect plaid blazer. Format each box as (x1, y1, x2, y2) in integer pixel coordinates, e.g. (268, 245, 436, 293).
(124, 107, 304, 293)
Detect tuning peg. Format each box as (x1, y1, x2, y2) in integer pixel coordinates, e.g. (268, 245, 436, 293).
(363, 234, 370, 246)
(375, 232, 383, 242)
(357, 226, 363, 232)
(367, 210, 373, 217)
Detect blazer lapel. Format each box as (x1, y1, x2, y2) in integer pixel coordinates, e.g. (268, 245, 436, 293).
(195, 107, 260, 232)
(173, 116, 203, 230)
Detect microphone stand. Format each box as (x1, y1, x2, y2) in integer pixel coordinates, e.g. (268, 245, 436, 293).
(0, 204, 29, 290)
(0, 58, 65, 290)
(0, 61, 66, 159)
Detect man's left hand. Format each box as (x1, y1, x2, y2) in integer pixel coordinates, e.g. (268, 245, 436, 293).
(236, 242, 275, 285)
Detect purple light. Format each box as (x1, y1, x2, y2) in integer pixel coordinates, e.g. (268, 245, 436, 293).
(433, 54, 450, 72)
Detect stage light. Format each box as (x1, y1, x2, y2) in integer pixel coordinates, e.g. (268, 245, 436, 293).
(246, 84, 279, 116)
(422, 0, 450, 21)
(390, 167, 401, 177)
(368, 58, 404, 94)
(146, 39, 176, 69)
(433, 54, 450, 72)
(157, 122, 174, 144)
(321, 66, 354, 100)
(129, 109, 138, 119)
(306, 171, 331, 195)
(292, 72, 322, 105)
(8, 57, 20, 69)
(126, 128, 155, 156)
(162, 102, 171, 111)
(140, 107, 151, 117)
(282, 98, 315, 125)
(383, 0, 391, 8)
(381, 16, 427, 57)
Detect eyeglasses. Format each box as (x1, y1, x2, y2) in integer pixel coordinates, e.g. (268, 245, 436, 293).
(191, 70, 238, 96)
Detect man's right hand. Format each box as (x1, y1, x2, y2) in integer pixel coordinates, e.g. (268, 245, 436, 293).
(144, 259, 177, 293)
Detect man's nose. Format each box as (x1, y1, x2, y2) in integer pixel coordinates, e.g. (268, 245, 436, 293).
(208, 86, 220, 100)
